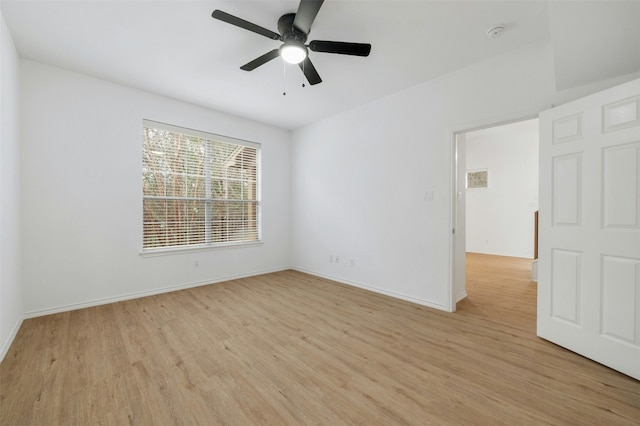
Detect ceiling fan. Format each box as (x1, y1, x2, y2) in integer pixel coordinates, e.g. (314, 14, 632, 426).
(211, 0, 371, 86)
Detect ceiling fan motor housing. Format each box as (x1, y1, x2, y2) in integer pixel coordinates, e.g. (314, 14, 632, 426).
(278, 13, 308, 44)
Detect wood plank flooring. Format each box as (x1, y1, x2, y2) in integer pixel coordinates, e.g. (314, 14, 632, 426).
(1, 253, 639, 425)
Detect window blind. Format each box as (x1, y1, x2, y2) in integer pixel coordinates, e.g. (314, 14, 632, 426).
(142, 120, 260, 250)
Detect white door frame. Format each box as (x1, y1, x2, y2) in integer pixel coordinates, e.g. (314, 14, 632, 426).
(448, 112, 540, 312)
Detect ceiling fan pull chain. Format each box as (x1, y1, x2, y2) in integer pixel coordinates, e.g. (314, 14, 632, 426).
(301, 61, 306, 88)
(283, 59, 287, 96)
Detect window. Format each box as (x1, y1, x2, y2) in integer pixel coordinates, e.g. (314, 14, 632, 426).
(142, 120, 260, 251)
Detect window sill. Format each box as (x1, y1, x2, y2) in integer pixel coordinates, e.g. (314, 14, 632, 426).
(139, 241, 263, 257)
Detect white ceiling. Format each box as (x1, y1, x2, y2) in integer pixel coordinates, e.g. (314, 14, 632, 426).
(2, 1, 638, 130)
(548, 1, 640, 91)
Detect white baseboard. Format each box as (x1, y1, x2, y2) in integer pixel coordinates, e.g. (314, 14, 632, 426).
(456, 291, 468, 303)
(1, 316, 24, 363)
(23, 266, 291, 319)
(292, 267, 449, 312)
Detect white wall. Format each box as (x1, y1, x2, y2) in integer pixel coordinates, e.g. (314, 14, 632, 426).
(465, 119, 539, 258)
(20, 60, 291, 316)
(291, 40, 638, 311)
(0, 11, 23, 360)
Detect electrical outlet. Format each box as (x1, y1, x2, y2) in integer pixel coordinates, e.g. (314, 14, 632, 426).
(335, 256, 340, 264)
(194, 260, 199, 267)
(329, 255, 334, 263)
(350, 259, 355, 267)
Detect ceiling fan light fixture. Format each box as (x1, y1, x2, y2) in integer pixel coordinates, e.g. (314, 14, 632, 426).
(280, 43, 307, 64)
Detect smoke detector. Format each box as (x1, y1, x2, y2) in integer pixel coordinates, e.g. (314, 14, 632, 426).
(487, 25, 505, 39)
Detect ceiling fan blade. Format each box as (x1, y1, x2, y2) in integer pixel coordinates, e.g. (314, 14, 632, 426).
(212, 10, 281, 40)
(309, 40, 371, 56)
(240, 49, 281, 71)
(298, 57, 322, 85)
(293, 0, 324, 34)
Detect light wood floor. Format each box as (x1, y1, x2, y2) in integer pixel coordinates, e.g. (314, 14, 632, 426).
(1, 253, 639, 425)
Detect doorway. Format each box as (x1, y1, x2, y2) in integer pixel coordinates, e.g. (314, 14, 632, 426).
(452, 118, 539, 310)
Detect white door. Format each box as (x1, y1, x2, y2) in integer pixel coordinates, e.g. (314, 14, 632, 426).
(538, 78, 640, 380)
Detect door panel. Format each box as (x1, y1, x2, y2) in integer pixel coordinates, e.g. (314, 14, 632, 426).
(538, 78, 640, 380)
(601, 255, 640, 343)
(602, 142, 640, 229)
(552, 154, 582, 226)
(550, 249, 581, 325)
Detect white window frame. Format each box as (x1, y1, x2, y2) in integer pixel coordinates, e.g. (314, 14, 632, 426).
(141, 120, 261, 255)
